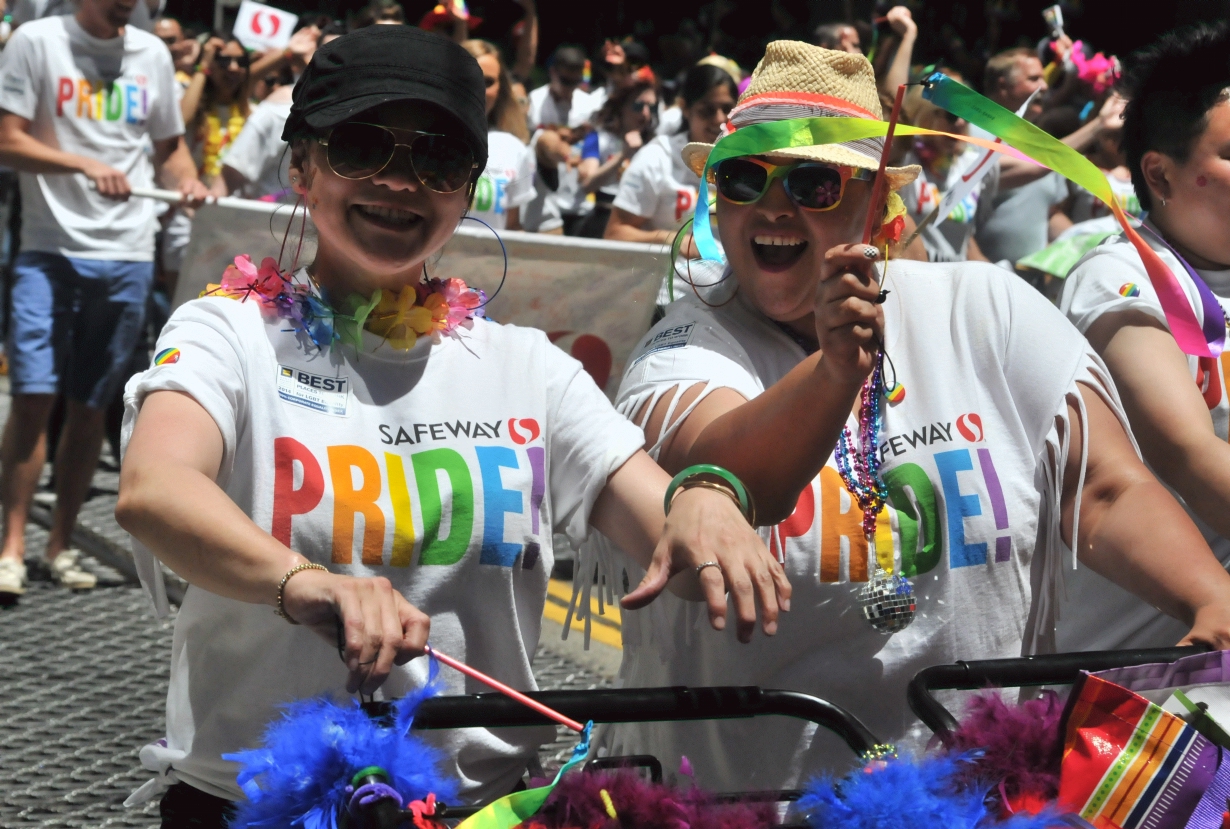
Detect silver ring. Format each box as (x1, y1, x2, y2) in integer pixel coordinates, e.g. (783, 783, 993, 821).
(863, 246, 878, 259)
(695, 561, 723, 576)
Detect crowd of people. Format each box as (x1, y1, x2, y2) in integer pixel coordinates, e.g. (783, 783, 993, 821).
(2, 0, 1230, 827)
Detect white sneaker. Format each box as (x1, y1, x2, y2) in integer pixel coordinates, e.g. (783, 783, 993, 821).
(0, 557, 26, 596)
(48, 549, 96, 590)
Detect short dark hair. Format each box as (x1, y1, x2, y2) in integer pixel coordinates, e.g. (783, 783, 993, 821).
(550, 45, 587, 73)
(1119, 22, 1230, 212)
(813, 22, 851, 50)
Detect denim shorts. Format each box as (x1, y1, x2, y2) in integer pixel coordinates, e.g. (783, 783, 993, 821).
(8, 252, 153, 408)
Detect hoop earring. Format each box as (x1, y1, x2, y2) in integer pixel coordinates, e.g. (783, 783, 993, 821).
(459, 215, 508, 309)
(274, 193, 308, 275)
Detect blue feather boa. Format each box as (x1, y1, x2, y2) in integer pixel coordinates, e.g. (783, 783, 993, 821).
(223, 681, 458, 829)
(798, 753, 1073, 829)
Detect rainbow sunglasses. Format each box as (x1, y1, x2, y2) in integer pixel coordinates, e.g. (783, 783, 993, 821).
(713, 156, 874, 211)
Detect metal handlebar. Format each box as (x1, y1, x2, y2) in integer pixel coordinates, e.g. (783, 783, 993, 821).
(907, 646, 1208, 736)
(366, 685, 880, 756)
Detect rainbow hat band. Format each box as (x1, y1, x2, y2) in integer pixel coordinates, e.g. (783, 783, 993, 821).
(886, 383, 906, 405)
(1119, 283, 1141, 298)
(154, 348, 181, 365)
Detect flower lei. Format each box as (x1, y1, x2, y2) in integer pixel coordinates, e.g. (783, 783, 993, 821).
(200, 103, 245, 180)
(203, 254, 486, 351)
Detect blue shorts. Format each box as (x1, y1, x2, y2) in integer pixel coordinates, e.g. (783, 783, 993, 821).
(8, 252, 153, 408)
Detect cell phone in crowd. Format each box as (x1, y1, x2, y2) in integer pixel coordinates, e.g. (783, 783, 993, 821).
(1042, 5, 1065, 39)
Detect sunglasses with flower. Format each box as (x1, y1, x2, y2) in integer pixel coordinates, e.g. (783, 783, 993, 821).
(714, 156, 874, 211)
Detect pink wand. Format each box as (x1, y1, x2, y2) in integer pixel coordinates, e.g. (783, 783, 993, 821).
(862, 83, 907, 245)
(424, 645, 586, 733)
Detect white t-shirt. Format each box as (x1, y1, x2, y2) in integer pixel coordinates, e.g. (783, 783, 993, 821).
(121, 291, 644, 803)
(525, 85, 598, 222)
(612, 131, 701, 306)
(578, 259, 1126, 790)
(220, 96, 291, 201)
(900, 147, 999, 262)
(0, 15, 183, 260)
(1057, 230, 1230, 651)
(469, 130, 536, 231)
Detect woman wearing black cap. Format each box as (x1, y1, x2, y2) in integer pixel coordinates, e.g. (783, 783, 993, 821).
(115, 25, 788, 826)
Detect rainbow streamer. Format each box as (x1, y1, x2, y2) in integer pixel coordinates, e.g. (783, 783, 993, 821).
(454, 723, 592, 829)
(690, 76, 1224, 357)
(920, 72, 1224, 358)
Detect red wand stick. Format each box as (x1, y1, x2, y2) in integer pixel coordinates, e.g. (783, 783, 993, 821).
(862, 83, 908, 245)
(424, 645, 586, 733)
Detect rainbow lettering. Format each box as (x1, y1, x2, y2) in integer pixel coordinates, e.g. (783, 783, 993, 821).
(153, 348, 180, 365)
(55, 76, 149, 124)
(271, 434, 546, 569)
(1119, 283, 1141, 298)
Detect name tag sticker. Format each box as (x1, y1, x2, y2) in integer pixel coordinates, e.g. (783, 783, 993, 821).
(633, 322, 695, 366)
(276, 365, 349, 417)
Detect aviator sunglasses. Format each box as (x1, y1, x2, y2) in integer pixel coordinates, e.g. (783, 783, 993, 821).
(714, 156, 874, 211)
(320, 122, 478, 194)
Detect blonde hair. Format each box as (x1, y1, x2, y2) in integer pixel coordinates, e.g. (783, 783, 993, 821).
(462, 39, 529, 143)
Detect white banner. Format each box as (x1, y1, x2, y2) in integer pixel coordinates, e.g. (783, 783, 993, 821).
(232, 0, 298, 52)
(171, 200, 668, 397)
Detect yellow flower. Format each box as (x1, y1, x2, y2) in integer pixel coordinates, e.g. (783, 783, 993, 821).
(421, 293, 450, 331)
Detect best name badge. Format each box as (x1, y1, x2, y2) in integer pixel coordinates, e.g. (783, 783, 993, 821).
(277, 366, 350, 417)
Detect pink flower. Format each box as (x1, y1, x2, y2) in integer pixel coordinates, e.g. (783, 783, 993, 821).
(438, 277, 484, 330)
(219, 254, 287, 304)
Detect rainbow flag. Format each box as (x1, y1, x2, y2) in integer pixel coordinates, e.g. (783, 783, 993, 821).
(1060, 674, 1218, 829)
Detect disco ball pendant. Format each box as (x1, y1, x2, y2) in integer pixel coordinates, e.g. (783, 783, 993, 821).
(858, 567, 916, 633)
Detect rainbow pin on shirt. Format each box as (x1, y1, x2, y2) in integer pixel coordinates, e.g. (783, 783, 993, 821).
(1119, 283, 1141, 298)
(153, 348, 181, 365)
(886, 383, 906, 405)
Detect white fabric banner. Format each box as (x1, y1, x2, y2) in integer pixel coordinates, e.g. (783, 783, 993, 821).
(171, 201, 668, 396)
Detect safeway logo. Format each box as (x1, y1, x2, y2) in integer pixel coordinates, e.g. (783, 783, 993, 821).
(233, 0, 298, 52)
(250, 11, 281, 35)
(508, 418, 541, 445)
(956, 413, 984, 442)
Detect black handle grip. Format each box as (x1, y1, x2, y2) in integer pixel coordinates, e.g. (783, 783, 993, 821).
(368, 686, 880, 757)
(908, 646, 1208, 737)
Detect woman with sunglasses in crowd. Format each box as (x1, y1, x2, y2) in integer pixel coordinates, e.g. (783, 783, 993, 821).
(898, 70, 996, 262)
(577, 41, 1230, 792)
(116, 26, 786, 828)
(604, 63, 738, 309)
(575, 77, 658, 238)
(463, 39, 536, 231)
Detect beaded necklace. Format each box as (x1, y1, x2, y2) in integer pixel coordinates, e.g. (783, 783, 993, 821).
(832, 341, 916, 634)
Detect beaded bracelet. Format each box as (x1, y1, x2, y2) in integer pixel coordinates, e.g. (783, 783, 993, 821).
(664, 464, 755, 525)
(275, 561, 328, 624)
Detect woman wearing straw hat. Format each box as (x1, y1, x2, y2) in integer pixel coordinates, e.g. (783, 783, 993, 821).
(575, 41, 1230, 788)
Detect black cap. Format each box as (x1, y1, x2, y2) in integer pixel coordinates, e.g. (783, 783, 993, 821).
(283, 25, 488, 170)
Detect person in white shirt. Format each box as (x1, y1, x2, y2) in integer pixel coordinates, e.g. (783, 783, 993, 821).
(1058, 22, 1230, 652)
(0, 0, 208, 601)
(605, 63, 737, 306)
(523, 44, 597, 234)
(463, 38, 535, 231)
(577, 40, 1230, 793)
(115, 26, 786, 827)
(574, 77, 657, 238)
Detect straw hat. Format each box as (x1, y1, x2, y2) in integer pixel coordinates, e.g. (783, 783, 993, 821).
(682, 41, 919, 191)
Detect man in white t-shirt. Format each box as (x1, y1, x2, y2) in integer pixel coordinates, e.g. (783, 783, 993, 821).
(0, 0, 207, 601)
(523, 45, 597, 233)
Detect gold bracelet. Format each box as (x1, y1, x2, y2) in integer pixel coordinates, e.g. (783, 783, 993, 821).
(275, 562, 328, 624)
(674, 479, 748, 522)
